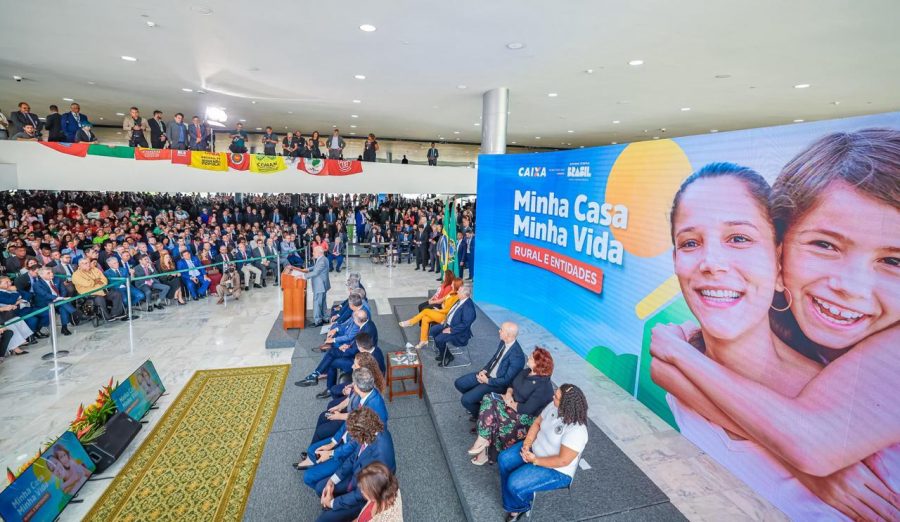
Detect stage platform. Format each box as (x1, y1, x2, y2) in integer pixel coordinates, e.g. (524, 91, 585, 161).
(247, 295, 685, 521)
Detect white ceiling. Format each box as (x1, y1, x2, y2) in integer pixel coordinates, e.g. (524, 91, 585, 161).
(1, 0, 899, 148)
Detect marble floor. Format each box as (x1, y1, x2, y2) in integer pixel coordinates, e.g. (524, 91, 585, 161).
(1, 258, 785, 521)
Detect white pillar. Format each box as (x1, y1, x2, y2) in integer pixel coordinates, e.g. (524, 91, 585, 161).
(481, 87, 509, 154)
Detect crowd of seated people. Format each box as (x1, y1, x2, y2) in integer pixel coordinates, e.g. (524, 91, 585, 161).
(0, 190, 472, 361)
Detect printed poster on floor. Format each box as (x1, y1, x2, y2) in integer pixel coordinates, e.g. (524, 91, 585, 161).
(0, 431, 95, 522)
(475, 112, 900, 521)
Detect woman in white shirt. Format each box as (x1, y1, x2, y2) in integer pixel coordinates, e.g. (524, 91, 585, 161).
(497, 383, 589, 521)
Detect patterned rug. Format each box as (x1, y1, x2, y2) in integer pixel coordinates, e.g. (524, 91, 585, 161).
(85, 365, 289, 522)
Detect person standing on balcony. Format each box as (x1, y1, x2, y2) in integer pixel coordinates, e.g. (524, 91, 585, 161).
(166, 113, 190, 150)
(328, 129, 346, 159)
(262, 126, 278, 155)
(123, 107, 149, 148)
(188, 116, 210, 151)
(60, 103, 85, 142)
(363, 133, 379, 162)
(148, 110, 167, 149)
(427, 142, 439, 166)
(44, 105, 64, 142)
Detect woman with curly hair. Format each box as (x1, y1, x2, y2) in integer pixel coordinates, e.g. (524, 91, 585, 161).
(497, 383, 589, 521)
(468, 347, 554, 465)
(326, 350, 386, 404)
(355, 462, 403, 522)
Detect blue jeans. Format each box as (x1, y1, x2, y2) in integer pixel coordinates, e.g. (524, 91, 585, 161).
(498, 441, 572, 513)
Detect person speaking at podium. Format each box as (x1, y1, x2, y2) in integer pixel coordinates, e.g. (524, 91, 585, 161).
(299, 246, 331, 327)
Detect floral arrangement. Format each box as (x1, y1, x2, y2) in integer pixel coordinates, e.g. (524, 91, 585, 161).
(5, 378, 118, 486)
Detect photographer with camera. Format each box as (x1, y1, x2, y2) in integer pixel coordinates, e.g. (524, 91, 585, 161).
(214, 245, 241, 304)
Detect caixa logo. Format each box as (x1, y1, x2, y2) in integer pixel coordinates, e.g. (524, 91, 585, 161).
(518, 166, 546, 177)
(567, 163, 591, 177)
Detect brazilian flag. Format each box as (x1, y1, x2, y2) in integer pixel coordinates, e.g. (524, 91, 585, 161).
(439, 198, 458, 274)
(88, 144, 135, 159)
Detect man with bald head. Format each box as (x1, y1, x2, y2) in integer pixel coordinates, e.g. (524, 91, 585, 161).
(300, 245, 331, 327)
(453, 320, 525, 421)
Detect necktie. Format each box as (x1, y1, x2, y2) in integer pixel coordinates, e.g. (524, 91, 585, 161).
(487, 343, 505, 373)
(444, 300, 461, 326)
(196, 126, 201, 140)
(49, 281, 59, 296)
(65, 264, 73, 276)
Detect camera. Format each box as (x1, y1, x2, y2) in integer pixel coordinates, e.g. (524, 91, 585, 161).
(15, 78, 22, 82)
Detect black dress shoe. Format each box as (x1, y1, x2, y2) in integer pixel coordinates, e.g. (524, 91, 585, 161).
(122, 315, 140, 321)
(262, 280, 267, 287)
(438, 354, 456, 367)
(295, 376, 318, 387)
(26, 336, 38, 345)
(469, 413, 478, 423)
(316, 390, 331, 399)
(253, 284, 262, 289)
(155, 304, 166, 310)
(34, 331, 49, 339)
(61, 326, 72, 336)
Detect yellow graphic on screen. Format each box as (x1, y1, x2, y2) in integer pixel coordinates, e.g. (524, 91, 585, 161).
(605, 140, 692, 258)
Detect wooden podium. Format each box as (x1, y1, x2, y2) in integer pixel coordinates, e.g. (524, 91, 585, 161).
(281, 268, 307, 329)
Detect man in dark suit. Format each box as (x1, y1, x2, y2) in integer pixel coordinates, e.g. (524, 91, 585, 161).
(314, 407, 396, 522)
(60, 103, 87, 143)
(457, 230, 469, 279)
(297, 311, 378, 388)
(429, 284, 477, 366)
(148, 110, 167, 149)
(462, 228, 475, 280)
(10, 102, 42, 136)
(454, 321, 525, 420)
(251, 238, 275, 285)
(5, 245, 33, 274)
(188, 116, 210, 151)
(45, 105, 65, 142)
(176, 250, 210, 300)
(33, 268, 77, 335)
(414, 224, 429, 270)
(300, 246, 331, 326)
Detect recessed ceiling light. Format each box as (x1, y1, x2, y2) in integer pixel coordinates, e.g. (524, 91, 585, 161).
(182, 88, 193, 92)
(831, 101, 841, 105)
(116, 112, 125, 116)
(456, 138, 461, 141)
(506, 42, 525, 50)
(352, 99, 361, 104)
(547, 93, 558, 97)
(146, 21, 156, 27)
(239, 119, 246, 122)
(255, 127, 262, 131)
(190, 5, 213, 15)
(351, 114, 359, 118)
(473, 123, 480, 126)
(288, 111, 293, 114)
(611, 141, 617, 145)
(567, 130, 574, 133)
(354, 74, 366, 80)
(793, 119, 804, 123)
(62, 98, 74, 102)
(251, 100, 256, 104)
(584, 69, 594, 74)
(794, 83, 811, 89)
(511, 141, 517, 144)
(11, 75, 22, 81)
(714, 74, 731, 79)
(710, 129, 719, 133)
(680, 107, 691, 111)
(653, 136, 660, 140)
(453, 131, 460, 134)
(196, 90, 206, 94)
(87, 81, 95, 85)
(350, 132, 356, 135)
(121, 55, 137, 61)
(535, 136, 541, 140)
(359, 24, 377, 32)
(457, 85, 467, 89)
(612, 120, 620, 124)
(350, 125, 357, 128)
(98, 117, 104, 121)
(628, 59, 644, 66)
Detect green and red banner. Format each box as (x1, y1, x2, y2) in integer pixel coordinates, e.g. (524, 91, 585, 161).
(297, 158, 363, 176)
(39, 142, 90, 157)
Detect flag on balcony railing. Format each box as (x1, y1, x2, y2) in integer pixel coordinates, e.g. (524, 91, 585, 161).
(170, 150, 191, 165)
(87, 144, 135, 159)
(227, 153, 249, 171)
(297, 158, 363, 176)
(39, 142, 90, 157)
(249, 154, 286, 173)
(135, 148, 173, 160)
(190, 151, 228, 171)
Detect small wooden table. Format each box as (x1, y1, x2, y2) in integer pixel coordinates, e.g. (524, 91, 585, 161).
(386, 351, 423, 401)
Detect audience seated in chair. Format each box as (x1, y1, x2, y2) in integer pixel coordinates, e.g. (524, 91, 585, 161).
(296, 368, 389, 481)
(313, 331, 385, 400)
(418, 269, 455, 312)
(176, 250, 210, 300)
(498, 384, 589, 521)
(454, 321, 524, 419)
(355, 462, 403, 522)
(312, 407, 396, 522)
(399, 277, 462, 348)
(33, 267, 78, 336)
(319, 293, 367, 352)
(297, 311, 378, 388)
(71, 258, 126, 321)
(468, 347, 554, 465)
(429, 284, 476, 366)
(323, 351, 385, 406)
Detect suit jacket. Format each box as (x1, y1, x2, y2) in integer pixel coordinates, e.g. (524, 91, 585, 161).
(332, 390, 389, 447)
(32, 278, 63, 308)
(483, 340, 525, 388)
(304, 255, 331, 293)
(60, 112, 86, 141)
(176, 257, 206, 282)
(445, 298, 476, 345)
(52, 262, 76, 279)
(165, 121, 190, 147)
(187, 123, 210, 149)
(14, 273, 36, 295)
(148, 118, 167, 144)
(346, 320, 379, 356)
(333, 430, 396, 512)
(427, 147, 439, 159)
(11, 111, 42, 135)
(45, 113, 64, 141)
(234, 249, 251, 267)
(5, 256, 31, 274)
(457, 237, 469, 261)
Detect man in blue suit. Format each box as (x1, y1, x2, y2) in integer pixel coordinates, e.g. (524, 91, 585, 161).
(314, 407, 396, 522)
(317, 294, 366, 353)
(454, 321, 525, 420)
(33, 268, 78, 336)
(176, 250, 210, 300)
(429, 284, 476, 366)
(297, 368, 388, 484)
(60, 103, 88, 142)
(462, 228, 475, 280)
(104, 257, 146, 307)
(297, 310, 377, 388)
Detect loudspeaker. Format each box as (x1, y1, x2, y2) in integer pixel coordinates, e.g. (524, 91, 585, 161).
(84, 411, 142, 473)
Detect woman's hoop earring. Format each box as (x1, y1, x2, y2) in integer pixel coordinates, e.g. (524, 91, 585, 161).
(771, 288, 793, 312)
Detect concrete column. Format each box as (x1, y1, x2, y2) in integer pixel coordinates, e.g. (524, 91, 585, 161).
(481, 87, 509, 154)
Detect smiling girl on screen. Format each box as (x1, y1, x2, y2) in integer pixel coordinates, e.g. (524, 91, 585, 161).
(651, 131, 900, 521)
